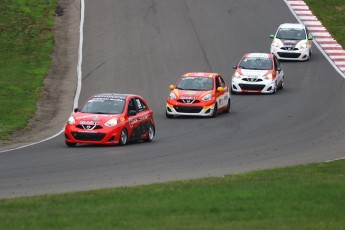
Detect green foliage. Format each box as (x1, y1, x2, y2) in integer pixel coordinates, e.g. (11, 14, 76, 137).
(0, 0, 56, 139)
(0, 160, 345, 229)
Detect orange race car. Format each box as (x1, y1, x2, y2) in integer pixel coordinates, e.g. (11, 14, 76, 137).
(64, 93, 155, 147)
(166, 72, 231, 118)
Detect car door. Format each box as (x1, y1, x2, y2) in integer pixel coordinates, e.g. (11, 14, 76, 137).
(133, 97, 152, 138)
(127, 98, 142, 139)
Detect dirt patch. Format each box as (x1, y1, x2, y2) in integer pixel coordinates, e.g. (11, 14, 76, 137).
(0, 0, 80, 151)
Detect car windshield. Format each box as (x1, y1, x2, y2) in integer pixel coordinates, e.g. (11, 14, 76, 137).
(80, 97, 125, 114)
(176, 77, 214, 91)
(276, 28, 306, 40)
(239, 57, 273, 70)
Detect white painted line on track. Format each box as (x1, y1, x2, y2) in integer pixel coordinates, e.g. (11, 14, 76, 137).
(322, 44, 343, 48)
(0, 0, 85, 153)
(311, 32, 332, 37)
(291, 6, 309, 10)
(303, 21, 322, 26)
(295, 10, 312, 14)
(299, 16, 317, 20)
(316, 38, 337, 42)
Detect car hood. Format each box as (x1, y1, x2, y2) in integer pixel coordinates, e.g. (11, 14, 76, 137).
(274, 38, 305, 48)
(238, 69, 271, 78)
(174, 89, 213, 99)
(73, 113, 120, 124)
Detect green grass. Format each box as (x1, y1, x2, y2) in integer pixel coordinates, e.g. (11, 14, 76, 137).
(304, 0, 345, 48)
(0, 0, 56, 140)
(1, 160, 345, 229)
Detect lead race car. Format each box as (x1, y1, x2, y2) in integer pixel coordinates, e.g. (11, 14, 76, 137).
(166, 72, 231, 118)
(270, 23, 313, 61)
(64, 93, 155, 147)
(231, 53, 284, 94)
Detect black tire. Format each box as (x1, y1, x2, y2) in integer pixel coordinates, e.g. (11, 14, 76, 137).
(166, 111, 173, 118)
(119, 128, 128, 146)
(65, 141, 76, 147)
(211, 103, 218, 117)
(279, 76, 284, 89)
(144, 123, 155, 142)
(272, 83, 277, 94)
(224, 99, 230, 113)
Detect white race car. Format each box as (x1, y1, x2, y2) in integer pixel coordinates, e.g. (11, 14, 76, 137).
(231, 53, 284, 94)
(270, 23, 313, 61)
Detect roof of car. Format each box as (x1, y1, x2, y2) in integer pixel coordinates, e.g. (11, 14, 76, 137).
(244, 53, 273, 59)
(183, 72, 219, 78)
(279, 23, 305, 29)
(91, 93, 138, 99)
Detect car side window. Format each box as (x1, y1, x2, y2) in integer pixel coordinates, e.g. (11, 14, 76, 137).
(273, 56, 281, 70)
(273, 56, 278, 68)
(128, 98, 137, 113)
(135, 98, 147, 112)
(219, 76, 226, 87)
(216, 76, 225, 88)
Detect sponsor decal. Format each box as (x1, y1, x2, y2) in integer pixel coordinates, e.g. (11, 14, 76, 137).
(184, 91, 197, 95)
(80, 121, 98, 125)
(129, 114, 151, 128)
(180, 96, 196, 100)
(282, 40, 297, 48)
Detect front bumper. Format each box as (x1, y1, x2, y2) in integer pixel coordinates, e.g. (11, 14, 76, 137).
(232, 78, 277, 94)
(271, 47, 311, 61)
(64, 125, 121, 145)
(166, 101, 215, 117)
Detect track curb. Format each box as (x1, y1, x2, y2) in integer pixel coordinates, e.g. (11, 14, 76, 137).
(285, 0, 345, 78)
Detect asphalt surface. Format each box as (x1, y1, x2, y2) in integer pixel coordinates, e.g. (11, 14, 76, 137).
(0, 0, 345, 199)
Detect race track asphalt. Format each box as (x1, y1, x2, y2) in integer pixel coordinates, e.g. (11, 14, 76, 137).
(0, 0, 344, 199)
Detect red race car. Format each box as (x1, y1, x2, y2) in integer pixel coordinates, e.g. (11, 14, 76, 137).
(166, 72, 231, 118)
(64, 93, 155, 147)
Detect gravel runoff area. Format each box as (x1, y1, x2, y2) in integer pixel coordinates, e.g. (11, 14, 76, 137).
(0, 0, 79, 151)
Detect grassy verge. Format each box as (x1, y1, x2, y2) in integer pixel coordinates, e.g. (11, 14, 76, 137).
(0, 160, 345, 229)
(0, 0, 56, 140)
(304, 0, 345, 48)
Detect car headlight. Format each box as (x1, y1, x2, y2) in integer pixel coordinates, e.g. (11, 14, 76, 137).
(271, 41, 280, 48)
(233, 72, 243, 79)
(104, 118, 118, 127)
(202, 93, 212, 101)
(264, 73, 273, 81)
(297, 41, 308, 49)
(169, 91, 177, 100)
(67, 116, 75, 125)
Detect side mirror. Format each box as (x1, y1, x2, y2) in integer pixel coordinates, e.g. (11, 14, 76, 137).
(217, 87, 224, 92)
(169, 85, 175, 90)
(128, 110, 137, 116)
(269, 34, 275, 39)
(232, 65, 237, 69)
(74, 108, 79, 113)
